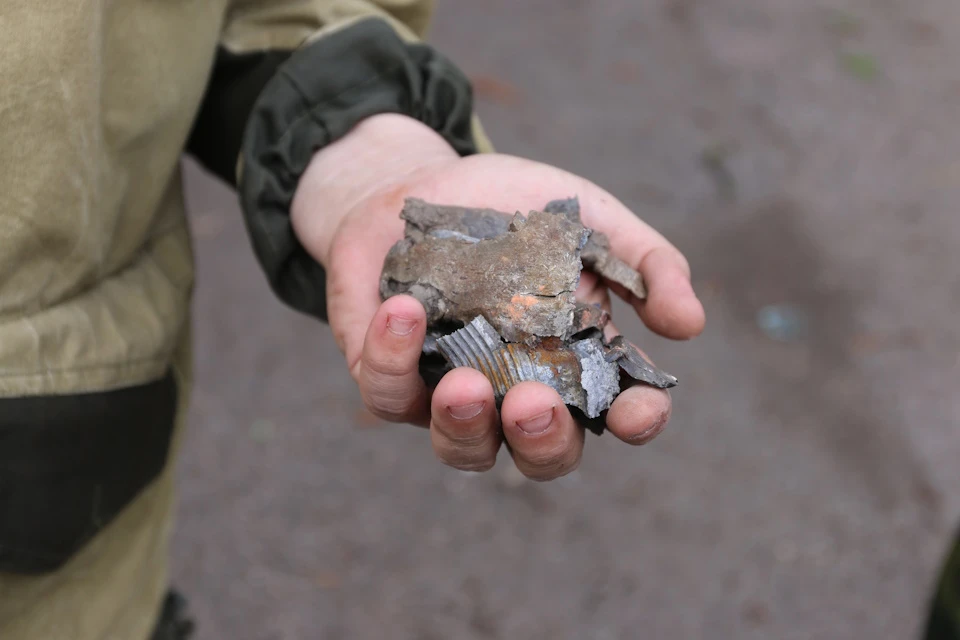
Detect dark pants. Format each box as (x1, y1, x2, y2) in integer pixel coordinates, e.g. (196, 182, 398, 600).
(924, 527, 960, 640)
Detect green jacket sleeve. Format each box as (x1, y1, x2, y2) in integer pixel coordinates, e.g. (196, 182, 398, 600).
(186, 2, 490, 322)
(238, 17, 480, 321)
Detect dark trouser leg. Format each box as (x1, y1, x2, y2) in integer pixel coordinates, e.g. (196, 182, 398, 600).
(150, 590, 196, 640)
(923, 527, 960, 640)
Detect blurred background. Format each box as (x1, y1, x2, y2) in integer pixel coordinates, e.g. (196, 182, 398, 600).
(173, 0, 960, 638)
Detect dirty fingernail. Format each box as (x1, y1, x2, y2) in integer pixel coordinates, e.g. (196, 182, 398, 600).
(387, 315, 417, 336)
(447, 402, 485, 420)
(516, 406, 555, 435)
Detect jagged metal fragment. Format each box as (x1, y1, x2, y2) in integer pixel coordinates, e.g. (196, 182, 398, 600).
(570, 338, 622, 418)
(437, 316, 619, 419)
(580, 232, 647, 300)
(381, 197, 679, 433)
(545, 197, 647, 300)
(381, 207, 588, 344)
(604, 336, 678, 389)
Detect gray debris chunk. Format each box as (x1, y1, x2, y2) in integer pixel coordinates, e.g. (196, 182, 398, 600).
(543, 196, 583, 223)
(401, 198, 512, 242)
(581, 232, 648, 300)
(381, 208, 587, 343)
(546, 196, 648, 300)
(604, 336, 679, 389)
(570, 338, 621, 418)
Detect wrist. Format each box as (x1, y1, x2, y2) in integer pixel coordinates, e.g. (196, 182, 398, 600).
(291, 113, 460, 266)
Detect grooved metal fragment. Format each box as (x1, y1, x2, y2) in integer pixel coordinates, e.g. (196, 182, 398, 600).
(438, 316, 620, 419)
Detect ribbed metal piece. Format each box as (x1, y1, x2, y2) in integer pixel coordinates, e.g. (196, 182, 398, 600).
(438, 316, 539, 397)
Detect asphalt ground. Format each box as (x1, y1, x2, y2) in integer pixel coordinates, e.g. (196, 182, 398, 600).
(173, 1, 960, 638)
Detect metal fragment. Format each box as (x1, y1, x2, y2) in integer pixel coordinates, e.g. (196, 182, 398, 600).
(401, 198, 512, 242)
(380, 197, 679, 434)
(581, 232, 648, 300)
(570, 338, 621, 418)
(381, 208, 588, 343)
(572, 302, 610, 335)
(437, 316, 619, 419)
(546, 197, 648, 300)
(604, 336, 678, 389)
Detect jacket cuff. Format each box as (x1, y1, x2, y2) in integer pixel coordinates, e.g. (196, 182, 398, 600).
(238, 17, 479, 322)
(187, 48, 295, 187)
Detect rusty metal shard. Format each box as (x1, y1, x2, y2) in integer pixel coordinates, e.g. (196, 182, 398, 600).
(437, 316, 619, 419)
(580, 232, 648, 300)
(381, 209, 588, 343)
(604, 336, 679, 389)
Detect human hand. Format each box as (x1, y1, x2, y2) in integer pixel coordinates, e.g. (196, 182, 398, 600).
(291, 114, 705, 480)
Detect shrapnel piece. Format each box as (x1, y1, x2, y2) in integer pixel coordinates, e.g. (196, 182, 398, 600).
(380, 197, 678, 433)
(381, 207, 588, 343)
(604, 336, 678, 389)
(545, 197, 647, 300)
(437, 316, 619, 419)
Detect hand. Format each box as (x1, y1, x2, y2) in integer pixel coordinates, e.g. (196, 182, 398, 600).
(291, 114, 705, 480)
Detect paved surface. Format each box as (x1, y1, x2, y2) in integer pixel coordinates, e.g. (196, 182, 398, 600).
(173, 1, 960, 638)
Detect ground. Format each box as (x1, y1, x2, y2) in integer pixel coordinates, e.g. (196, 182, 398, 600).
(173, 1, 960, 638)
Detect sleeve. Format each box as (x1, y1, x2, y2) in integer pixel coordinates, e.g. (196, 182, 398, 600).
(186, 1, 494, 322)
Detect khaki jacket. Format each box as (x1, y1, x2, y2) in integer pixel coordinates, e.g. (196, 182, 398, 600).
(0, 0, 488, 575)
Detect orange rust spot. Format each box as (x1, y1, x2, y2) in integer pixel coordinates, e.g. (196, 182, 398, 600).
(505, 294, 540, 322)
(538, 337, 564, 350)
(510, 294, 538, 307)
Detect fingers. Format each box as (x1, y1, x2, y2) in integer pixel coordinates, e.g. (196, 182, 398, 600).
(325, 200, 409, 372)
(605, 384, 672, 446)
(500, 382, 584, 481)
(357, 294, 430, 425)
(577, 188, 706, 340)
(636, 246, 706, 340)
(430, 368, 502, 471)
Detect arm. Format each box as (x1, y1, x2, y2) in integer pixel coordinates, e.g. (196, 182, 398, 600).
(191, 1, 705, 480)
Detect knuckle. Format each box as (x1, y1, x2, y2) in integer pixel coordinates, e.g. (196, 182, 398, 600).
(517, 433, 583, 479)
(521, 453, 580, 481)
(441, 454, 496, 473)
(436, 425, 490, 448)
(365, 354, 414, 378)
(432, 429, 498, 472)
(522, 437, 575, 467)
(364, 390, 416, 422)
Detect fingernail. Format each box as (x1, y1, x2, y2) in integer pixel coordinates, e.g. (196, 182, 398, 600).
(387, 314, 416, 336)
(446, 402, 485, 420)
(628, 410, 669, 444)
(516, 406, 555, 435)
